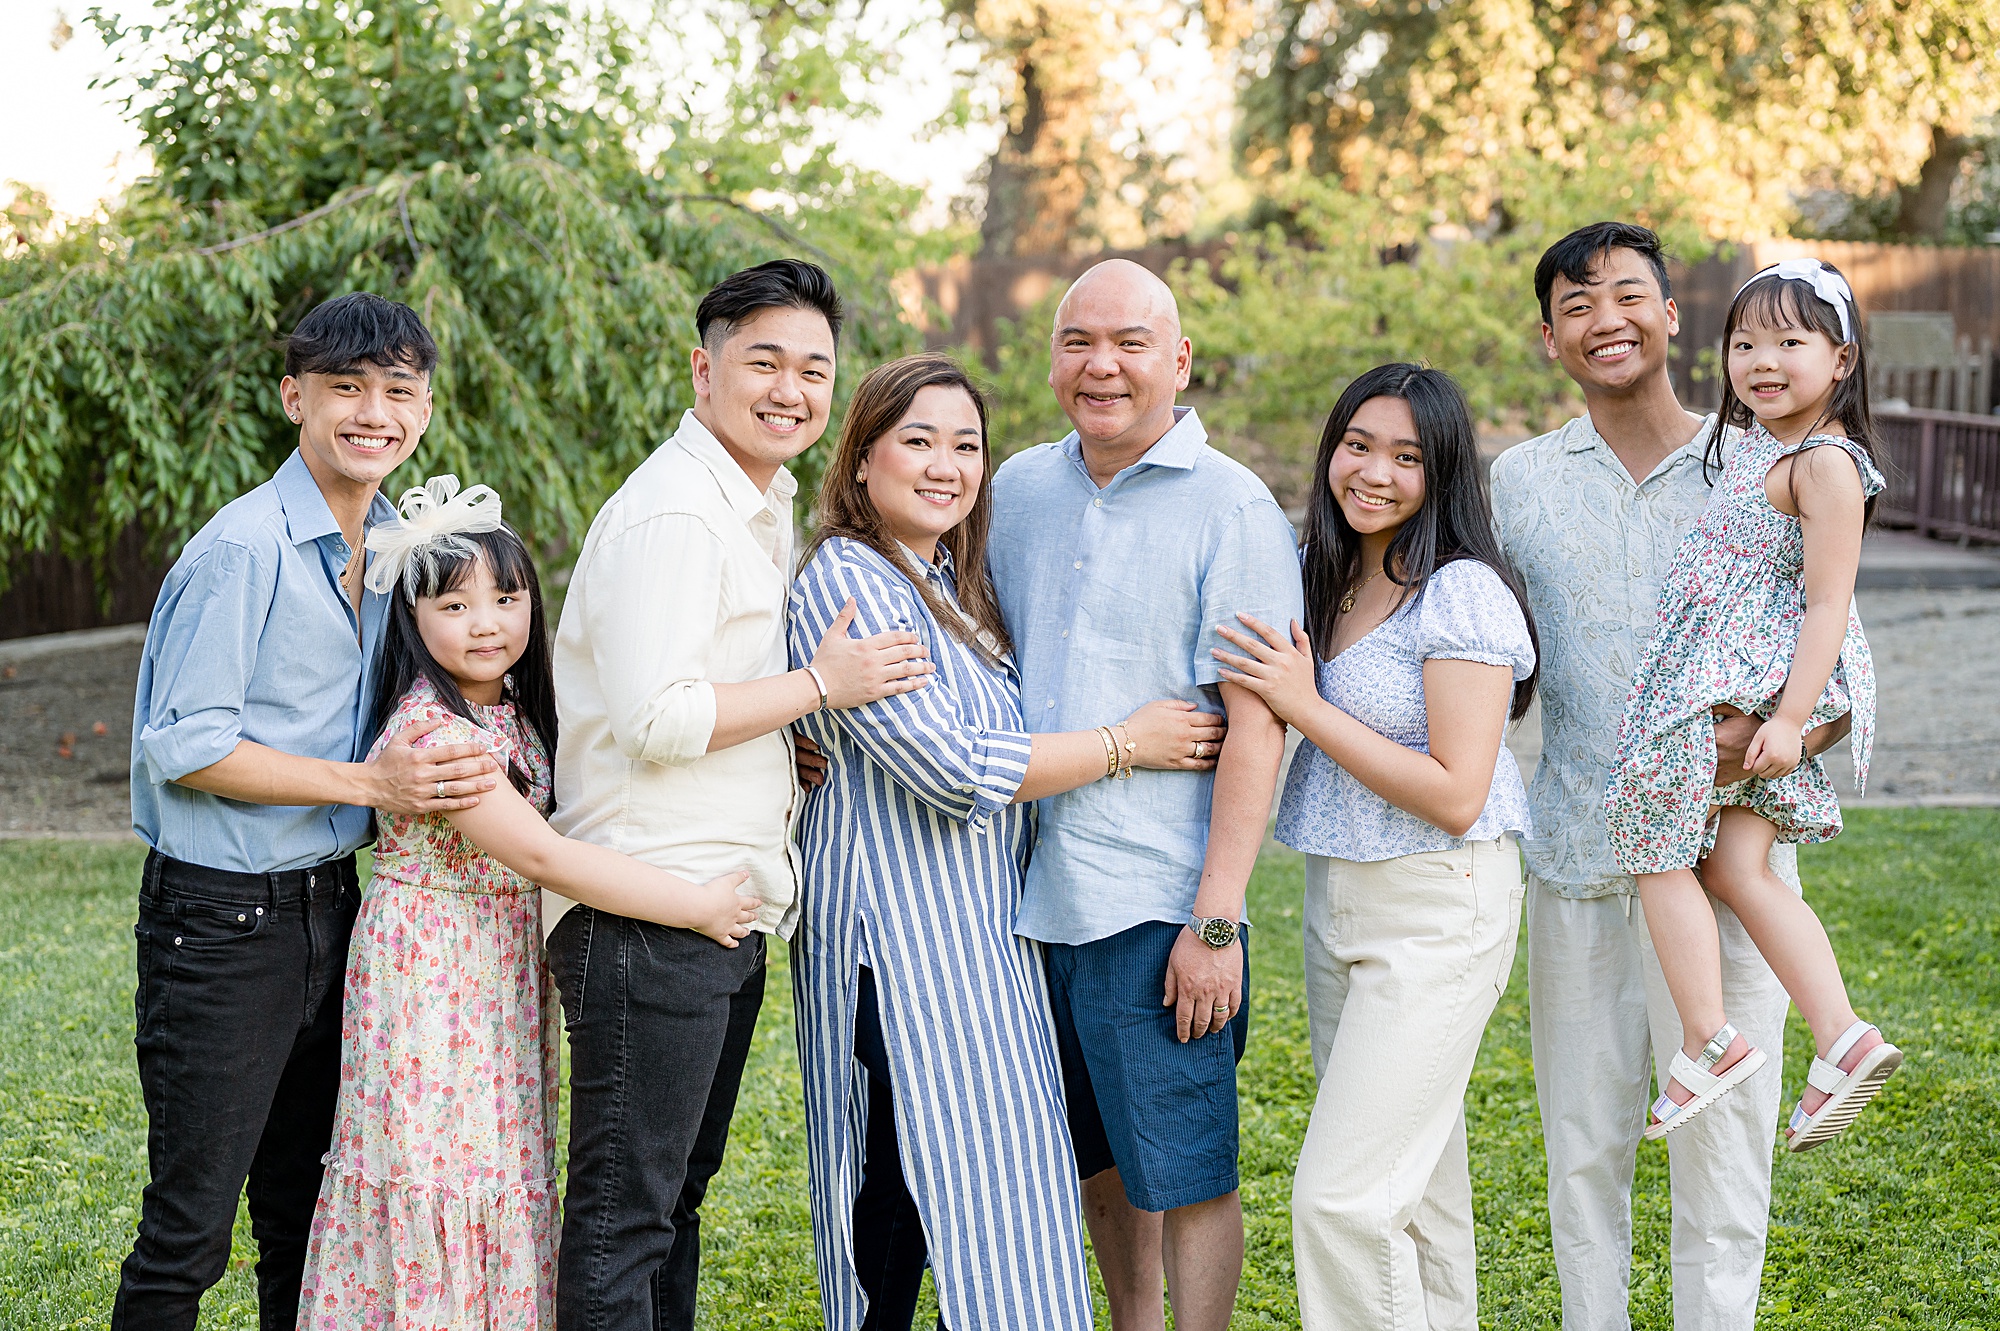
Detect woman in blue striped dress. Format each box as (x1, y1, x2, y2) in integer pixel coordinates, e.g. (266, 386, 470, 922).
(789, 353, 1227, 1331)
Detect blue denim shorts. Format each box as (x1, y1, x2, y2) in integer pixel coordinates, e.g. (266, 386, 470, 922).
(1045, 919, 1250, 1213)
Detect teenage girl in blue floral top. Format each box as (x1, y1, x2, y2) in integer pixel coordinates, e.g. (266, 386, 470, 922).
(1604, 260, 1902, 1153)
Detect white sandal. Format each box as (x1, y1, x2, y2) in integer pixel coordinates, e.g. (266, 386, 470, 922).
(1644, 1022, 1767, 1141)
(1786, 1020, 1902, 1153)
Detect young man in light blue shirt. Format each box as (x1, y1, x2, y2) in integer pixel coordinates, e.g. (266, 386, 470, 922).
(987, 260, 1303, 1331)
(116, 294, 499, 1331)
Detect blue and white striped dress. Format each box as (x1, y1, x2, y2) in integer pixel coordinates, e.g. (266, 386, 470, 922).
(789, 536, 1094, 1331)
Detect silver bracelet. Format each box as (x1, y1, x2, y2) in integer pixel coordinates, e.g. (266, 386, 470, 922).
(804, 664, 829, 712)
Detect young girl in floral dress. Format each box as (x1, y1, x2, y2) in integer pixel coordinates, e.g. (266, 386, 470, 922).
(297, 477, 760, 1329)
(1604, 260, 1901, 1153)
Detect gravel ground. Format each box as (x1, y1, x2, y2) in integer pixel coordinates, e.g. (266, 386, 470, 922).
(3, 587, 1995, 840)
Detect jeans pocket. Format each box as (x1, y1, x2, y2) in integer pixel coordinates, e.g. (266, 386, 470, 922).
(548, 907, 593, 1031)
(161, 899, 269, 948)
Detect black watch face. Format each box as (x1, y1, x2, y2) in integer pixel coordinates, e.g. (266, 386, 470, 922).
(1199, 917, 1234, 947)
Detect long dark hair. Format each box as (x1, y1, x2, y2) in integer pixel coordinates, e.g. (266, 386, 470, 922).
(1704, 262, 1880, 525)
(368, 524, 557, 802)
(802, 352, 1012, 662)
(1299, 363, 1539, 720)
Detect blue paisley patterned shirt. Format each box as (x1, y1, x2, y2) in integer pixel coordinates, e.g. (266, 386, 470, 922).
(1491, 412, 1801, 898)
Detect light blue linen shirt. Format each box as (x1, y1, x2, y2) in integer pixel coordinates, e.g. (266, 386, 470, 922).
(1276, 558, 1536, 861)
(131, 450, 395, 873)
(987, 406, 1305, 946)
(1491, 412, 1798, 898)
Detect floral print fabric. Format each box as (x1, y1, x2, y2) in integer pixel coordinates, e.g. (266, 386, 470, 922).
(1604, 424, 1883, 873)
(298, 676, 559, 1329)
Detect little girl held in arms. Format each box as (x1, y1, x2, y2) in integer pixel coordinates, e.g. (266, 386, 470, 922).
(1604, 259, 1900, 1153)
(297, 477, 759, 1330)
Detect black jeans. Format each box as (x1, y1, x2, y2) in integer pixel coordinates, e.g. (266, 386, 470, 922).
(547, 905, 766, 1331)
(851, 967, 947, 1331)
(112, 850, 359, 1331)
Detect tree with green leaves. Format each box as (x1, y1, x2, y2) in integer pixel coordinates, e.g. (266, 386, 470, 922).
(1228, 0, 2000, 242)
(1, 0, 933, 592)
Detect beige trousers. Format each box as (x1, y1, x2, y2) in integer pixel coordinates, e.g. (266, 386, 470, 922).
(1526, 865, 1792, 1331)
(1292, 839, 1525, 1331)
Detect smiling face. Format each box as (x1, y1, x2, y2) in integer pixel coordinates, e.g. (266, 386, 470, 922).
(1726, 315, 1852, 437)
(1048, 260, 1192, 459)
(412, 550, 533, 707)
(856, 384, 986, 563)
(1542, 246, 1679, 396)
(281, 360, 432, 501)
(1328, 395, 1427, 544)
(690, 304, 837, 488)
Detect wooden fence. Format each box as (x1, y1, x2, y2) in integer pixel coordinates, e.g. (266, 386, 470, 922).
(1876, 408, 2000, 544)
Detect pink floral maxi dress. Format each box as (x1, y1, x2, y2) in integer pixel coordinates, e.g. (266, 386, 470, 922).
(299, 676, 560, 1329)
(1604, 424, 1884, 874)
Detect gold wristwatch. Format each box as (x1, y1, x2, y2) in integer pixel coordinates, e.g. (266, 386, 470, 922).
(1189, 913, 1238, 949)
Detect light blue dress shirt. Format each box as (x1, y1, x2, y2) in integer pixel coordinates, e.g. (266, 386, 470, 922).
(987, 407, 1305, 946)
(131, 449, 395, 873)
(1275, 558, 1536, 861)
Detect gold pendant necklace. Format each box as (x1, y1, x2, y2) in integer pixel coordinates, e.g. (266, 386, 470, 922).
(1339, 567, 1385, 615)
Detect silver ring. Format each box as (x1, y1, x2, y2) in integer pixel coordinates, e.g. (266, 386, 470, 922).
(1215, 1005, 1229, 1019)
(434, 781, 447, 801)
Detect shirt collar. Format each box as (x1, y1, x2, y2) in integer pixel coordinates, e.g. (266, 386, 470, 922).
(897, 540, 956, 584)
(673, 409, 797, 522)
(1568, 411, 1712, 483)
(1060, 405, 1206, 475)
(274, 449, 395, 547)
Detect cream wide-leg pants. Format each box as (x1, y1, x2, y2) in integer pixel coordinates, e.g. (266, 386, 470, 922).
(1292, 838, 1525, 1331)
(1525, 861, 1793, 1331)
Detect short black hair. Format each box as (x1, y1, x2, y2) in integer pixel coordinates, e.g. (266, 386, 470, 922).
(285, 292, 438, 379)
(1534, 222, 1673, 324)
(695, 258, 844, 350)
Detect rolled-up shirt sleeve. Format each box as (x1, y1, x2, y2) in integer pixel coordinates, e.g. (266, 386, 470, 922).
(586, 513, 724, 767)
(138, 541, 270, 784)
(1194, 496, 1305, 687)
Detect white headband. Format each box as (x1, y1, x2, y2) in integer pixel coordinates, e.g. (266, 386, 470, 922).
(1736, 258, 1856, 344)
(363, 474, 505, 598)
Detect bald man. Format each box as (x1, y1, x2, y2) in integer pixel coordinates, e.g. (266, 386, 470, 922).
(986, 261, 1304, 1331)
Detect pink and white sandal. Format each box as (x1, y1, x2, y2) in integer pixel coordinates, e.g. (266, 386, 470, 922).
(1644, 1022, 1767, 1141)
(1786, 1020, 1902, 1153)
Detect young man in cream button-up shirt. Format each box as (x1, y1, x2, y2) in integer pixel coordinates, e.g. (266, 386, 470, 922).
(546, 259, 934, 1331)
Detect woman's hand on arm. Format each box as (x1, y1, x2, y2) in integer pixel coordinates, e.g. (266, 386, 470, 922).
(1216, 610, 1514, 836)
(444, 782, 761, 946)
(1011, 701, 1226, 804)
(706, 599, 935, 754)
(1754, 446, 1868, 778)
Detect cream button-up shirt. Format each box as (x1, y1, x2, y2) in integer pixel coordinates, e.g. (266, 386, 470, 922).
(547, 410, 801, 938)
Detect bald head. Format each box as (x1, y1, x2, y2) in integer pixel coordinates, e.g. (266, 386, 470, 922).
(1054, 259, 1183, 343)
(1048, 260, 1193, 467)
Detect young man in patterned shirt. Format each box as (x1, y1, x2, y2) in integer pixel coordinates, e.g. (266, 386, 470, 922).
(1490, 222, 1849, 1331)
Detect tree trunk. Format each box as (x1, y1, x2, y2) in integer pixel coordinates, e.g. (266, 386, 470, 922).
(976, 16, 1099, 257)
(1893, 126, 1971, 242)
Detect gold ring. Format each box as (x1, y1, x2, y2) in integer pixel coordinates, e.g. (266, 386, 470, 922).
(435, 781, 447, 800)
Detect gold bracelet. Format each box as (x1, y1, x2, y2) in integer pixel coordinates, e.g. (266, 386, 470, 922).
(1095, 725, 1120, 779)
(1113, 723, 1137, 779)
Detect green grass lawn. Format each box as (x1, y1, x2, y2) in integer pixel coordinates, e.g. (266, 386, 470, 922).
(3, 809, 1996, 1327)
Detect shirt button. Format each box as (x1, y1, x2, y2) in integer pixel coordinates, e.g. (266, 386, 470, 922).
(1073, 560, 1082, 570)
(1046, 699, 1055, 709)
(1061, 630, 1069, 639)
(1093, 498, 1103, 508)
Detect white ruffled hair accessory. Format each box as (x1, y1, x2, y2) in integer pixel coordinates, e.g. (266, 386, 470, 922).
(363, 474, 505, 597)
(1736, 258, 1856, 344)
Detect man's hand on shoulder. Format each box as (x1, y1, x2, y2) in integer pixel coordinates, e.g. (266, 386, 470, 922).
(366, 719, 503, 814)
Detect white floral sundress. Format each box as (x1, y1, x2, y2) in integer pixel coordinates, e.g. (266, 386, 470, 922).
(298, 676, 560, 1329)
(1604, 423, 1884, 873)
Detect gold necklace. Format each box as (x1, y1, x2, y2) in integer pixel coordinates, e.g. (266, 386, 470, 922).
(1339, 566, 1385, 615)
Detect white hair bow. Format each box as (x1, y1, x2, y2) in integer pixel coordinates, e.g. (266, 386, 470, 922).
(364, 474, 505, 597)
(1736, 258, 1856, 344)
